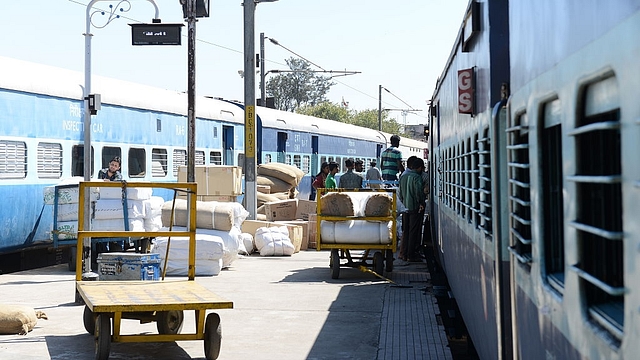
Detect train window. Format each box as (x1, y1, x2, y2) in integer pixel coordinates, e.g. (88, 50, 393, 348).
(569, 76, 623, 341)
(478, 128, 492, 239)
(293, 155, 301, 171)
(302, 155, 310, 174)
(507, 112, 532, 265)
(264, 154, 272, 164)
(0, 140, 27, 179)
(151, 148, 168, 177)
(102, 147, 121, 170)
(128, 148, 146, 178)
(541, 99, 564, 293)
(320, 156, 327, 166)
(195, 151, 205, 165)
(173, 149, 187, 177)
(286, 154, 292, 166)
(71, 145, 94, 177)
(465, 137, 472, 221)
(335, 157, 342, 172)
(37, 142, 62, 179)
(210, 151, 222, 165)
(472, 133, 480, 227)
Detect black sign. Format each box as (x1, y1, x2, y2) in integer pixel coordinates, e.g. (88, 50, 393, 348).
(130, 23, 184, 46)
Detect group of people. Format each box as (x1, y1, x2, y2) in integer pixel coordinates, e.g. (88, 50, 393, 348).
(310, 157, 384, 197)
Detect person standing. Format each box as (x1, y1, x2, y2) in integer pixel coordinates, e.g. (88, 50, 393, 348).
(98, 156, 123, 181)
(381, 135, 404, 182)
(366, 160, 383, 188)
(310, 162, 329, 200)
(338, 158, 363, 189)
(324, 162, 339, 189)
(398, 157, 425, 263)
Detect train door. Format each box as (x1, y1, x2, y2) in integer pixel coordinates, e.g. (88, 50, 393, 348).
(277, 131, 287, 163)
(311, 136, 319, 175)
(222, 125, 234, 165)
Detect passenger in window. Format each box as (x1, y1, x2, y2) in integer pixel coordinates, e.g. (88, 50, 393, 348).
(366, 160, 383, 189)
(381, 135, 405, 183)
(338, 158, 363, 189)
(324, 162, 339, 189)
(310, 162, 330, 200)
(98, 156, 123, 181)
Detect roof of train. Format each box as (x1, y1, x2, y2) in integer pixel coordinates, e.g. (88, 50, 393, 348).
(0, 56, 243, 123)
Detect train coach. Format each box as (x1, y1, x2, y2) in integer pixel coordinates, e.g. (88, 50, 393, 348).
(0, 55, 426, 266)
(428, 1, 640, 359)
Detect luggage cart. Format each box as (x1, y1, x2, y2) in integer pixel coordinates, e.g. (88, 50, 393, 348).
(316, 188, 397, 279)
(74, 181, 233, 360)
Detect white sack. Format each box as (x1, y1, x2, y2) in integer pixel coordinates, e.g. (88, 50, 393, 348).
(239, 232, 255, 255)
(43, 177, 99, 205)
(92, 218, 145, 232)
(320, 220, 392, 245)
(94, 199, 146, 220)
(143, 215, 164, 232)
(159, 257, 223, 276)
(56, 203, 80, 222)
(254, 226, 295, 256)
(99, 187, 153, 200)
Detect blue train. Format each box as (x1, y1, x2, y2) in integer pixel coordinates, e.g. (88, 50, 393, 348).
(428, 1, 640, 359)
(0, 55, 426, 265)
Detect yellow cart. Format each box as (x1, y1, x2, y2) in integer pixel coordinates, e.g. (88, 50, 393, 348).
(74, 181, 233, 360)
(316, 188, 397, 279)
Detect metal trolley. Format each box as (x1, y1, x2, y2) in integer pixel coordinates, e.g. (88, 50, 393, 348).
(74, 181, 233, 360)
(315, 188, 397, 279)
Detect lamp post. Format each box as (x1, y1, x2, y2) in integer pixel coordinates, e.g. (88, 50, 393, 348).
(82, 0, 160, 274)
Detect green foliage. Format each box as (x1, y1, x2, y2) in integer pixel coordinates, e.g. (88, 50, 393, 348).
(297, 102, 402, 133)
(296, 102, 351, 122)
(266, 58, 335, 112)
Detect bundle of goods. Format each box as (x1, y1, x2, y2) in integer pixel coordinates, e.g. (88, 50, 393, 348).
(152, 226, 242, 274)
(253, 226, 295, 256)
(319, 191, 394, 245)
(92, 186, 153, 231)
(44, 177, 99, 240)
(256, 162, 304, 195)
(160, 199, 249, 232)
(0, 304, 48, 335)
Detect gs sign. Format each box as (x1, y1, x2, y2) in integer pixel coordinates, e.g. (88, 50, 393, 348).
(458, 68, 474, 114)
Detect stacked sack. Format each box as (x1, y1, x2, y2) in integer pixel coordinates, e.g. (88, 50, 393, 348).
(44, 177, 99, 240)
(92, 187, 152, 231)
(256, 163, 304, 218)
(155, 199, 249, 275)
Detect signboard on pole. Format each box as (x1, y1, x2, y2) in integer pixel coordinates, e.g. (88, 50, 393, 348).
(130, 23, 184, 45)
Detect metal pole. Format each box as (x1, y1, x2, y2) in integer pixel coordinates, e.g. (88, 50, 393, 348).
(243, 0, 257, 219)
(260, 32, 266, 107)
(377, 84, 382, 131)
(187, 0, 196, 184)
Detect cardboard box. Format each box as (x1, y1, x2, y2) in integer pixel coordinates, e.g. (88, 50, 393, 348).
(178, 165, 242, 196)
(241, 220, 303, 253)
(295, 199, 317, 220)
(97, 252, 160, 281)
(276, 220, 309, 251)
(308, 213, 317, 249)
(265, 199, 298, 221)
(257, 185, 271, 194)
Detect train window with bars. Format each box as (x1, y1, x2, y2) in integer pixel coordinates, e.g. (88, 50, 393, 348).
(568, 76, 624, 342)
(195, 151, 205, 165)
(302, 155, 311, 174)
(128, 147, 146, 178)
(507, 111, 532, 265)
(101, 147, 121, 170)
(293, 155, 302, 170)
(151, 148, 167, 177)
(541, 99, 565, 294)
(446, 146, 453, 208)
(465, 137, 472, 221)
(456, 143, 461, 215)
(172, 149, 187, 177)
(286, 154, 292, 166)
(72, 145, 94, 177)
(0, 140, 27, 179)
(472, 133, 480, 227)
(264, 154, 272, 164)
(478, 128, 492, 238)
(210, 151, 222, 165)
(37, 142, 62, 179)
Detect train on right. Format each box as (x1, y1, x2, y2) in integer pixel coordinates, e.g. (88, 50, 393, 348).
(427, 1, 640, 359)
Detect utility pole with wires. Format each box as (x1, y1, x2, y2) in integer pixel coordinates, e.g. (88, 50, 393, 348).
(378, 85, 419, 131)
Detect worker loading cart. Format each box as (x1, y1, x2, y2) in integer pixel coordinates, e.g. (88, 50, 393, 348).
(316, 188, 397, 279)
(74, 181, 233, 360)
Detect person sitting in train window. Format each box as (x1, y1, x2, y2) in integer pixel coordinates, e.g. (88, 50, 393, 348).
(324, 162, 339, 189)
(338, 158, 363, 189)
(310, 162, 329, 200)
(381, 135, 405, 182)
(98, 156, 123, 181)
(399, 157, 425, 263)
(366, 160, 382, 189)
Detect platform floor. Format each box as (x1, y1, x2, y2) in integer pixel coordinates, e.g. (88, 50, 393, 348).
(0, 250, 452, 360)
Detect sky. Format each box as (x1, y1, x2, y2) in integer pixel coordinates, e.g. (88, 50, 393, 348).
(0, 0, 469, 126)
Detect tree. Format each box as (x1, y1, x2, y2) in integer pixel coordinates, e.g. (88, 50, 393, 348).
(266, 58, 335, 112)
(350, 109, 401, 134)
(296, 102, 351, 122)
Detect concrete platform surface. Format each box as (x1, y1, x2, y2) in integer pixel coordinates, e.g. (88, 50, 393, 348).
(0, 250, 451, 360)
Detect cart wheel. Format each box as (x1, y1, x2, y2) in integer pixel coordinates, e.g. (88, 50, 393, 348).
(68, 246, 76, 272)
(95, 313, 111, 360)
(156, 310, 184, 334)
(385, 249, 394, 273)
(331, 249, 340, 279)
(373, 252, 384, 276)
(204, 313, 222, 360)
(84, 306, 96, 335)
